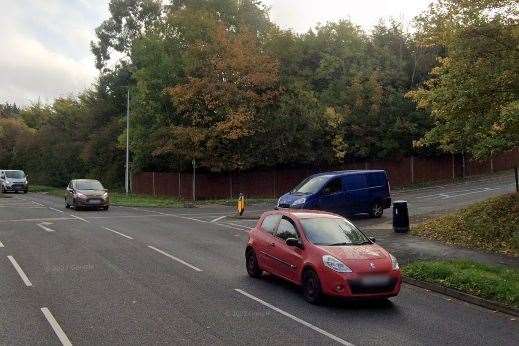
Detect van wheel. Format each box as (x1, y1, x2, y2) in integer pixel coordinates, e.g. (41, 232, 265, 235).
(302, 269, 323, 304)
(369, 203, 383, 218)
(246, 249, 262, 278)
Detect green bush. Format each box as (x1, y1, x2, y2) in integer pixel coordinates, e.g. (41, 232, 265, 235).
(413, 193, 519, 256)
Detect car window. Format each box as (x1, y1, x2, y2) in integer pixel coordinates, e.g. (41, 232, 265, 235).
(261, 214, 281, 235)
(275, 218, 298, 241)
(301, 217, 370, 246)
(75, 180, 104, 190)
(292, 175, 332, 194)
(322, 178, 342, 195)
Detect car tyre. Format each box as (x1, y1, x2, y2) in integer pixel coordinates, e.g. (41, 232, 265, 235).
(302, 269, 323, 304)
(369, 203, 383, 218)
(245, 249, 262, 278)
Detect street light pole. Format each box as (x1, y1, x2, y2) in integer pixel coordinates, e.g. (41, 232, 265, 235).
(125, 88, 130, 195)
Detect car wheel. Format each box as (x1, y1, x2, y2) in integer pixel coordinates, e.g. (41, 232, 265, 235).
(302, 269, 323, 304)
(245, 249, 262, 278)
(369, 203, 383, 218)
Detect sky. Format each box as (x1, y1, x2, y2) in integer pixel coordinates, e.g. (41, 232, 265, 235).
(0, 0, 432, 107)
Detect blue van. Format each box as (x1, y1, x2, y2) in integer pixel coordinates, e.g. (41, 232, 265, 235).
(277, 170, 391, 218)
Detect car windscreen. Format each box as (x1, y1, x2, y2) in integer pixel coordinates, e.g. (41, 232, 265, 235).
(5, 171, 25, 179)
(292, 175, 332, 194)
(300, 217, 370, 246)
(75, 180, 104, 190)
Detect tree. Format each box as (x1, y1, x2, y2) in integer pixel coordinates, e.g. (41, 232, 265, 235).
(408, 0, 519, 159)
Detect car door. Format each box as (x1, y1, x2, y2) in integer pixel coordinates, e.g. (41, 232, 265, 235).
(270, 216, 304, 282)
(317, 177, 345, 215)
(255, 214, 281, 273)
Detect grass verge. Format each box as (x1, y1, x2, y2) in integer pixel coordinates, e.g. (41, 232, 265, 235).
(412, 192, 519, 256)
(30, 185, 183, 208)
(403, 260, 519, 309)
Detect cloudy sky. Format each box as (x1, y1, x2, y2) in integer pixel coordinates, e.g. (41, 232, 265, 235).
(0, 0, 432, 106)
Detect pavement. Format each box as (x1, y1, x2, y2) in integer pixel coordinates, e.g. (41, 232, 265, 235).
(0, 172, 518, 345)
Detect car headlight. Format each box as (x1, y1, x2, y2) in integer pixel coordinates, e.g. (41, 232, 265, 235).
(322, 255, 352, 273)
(390, 254, 399, 270)
(75, 192, 87, 199)
(292, 197, 306, 206)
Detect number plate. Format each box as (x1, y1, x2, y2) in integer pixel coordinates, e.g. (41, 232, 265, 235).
(360, 275, 390, 286)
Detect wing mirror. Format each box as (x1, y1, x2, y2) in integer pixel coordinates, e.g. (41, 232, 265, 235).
(285, 238, 303, 249)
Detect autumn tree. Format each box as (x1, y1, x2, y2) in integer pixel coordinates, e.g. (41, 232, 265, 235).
(408, 0, 519, 159)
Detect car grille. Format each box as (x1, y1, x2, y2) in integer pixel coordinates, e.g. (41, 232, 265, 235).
(348, 278, 397, 295)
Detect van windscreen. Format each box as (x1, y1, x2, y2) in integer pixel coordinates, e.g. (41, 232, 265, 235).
(292, 175, 332, 194)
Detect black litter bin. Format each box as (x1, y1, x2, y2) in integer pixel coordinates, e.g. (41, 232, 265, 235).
(393, 200, 409, 233)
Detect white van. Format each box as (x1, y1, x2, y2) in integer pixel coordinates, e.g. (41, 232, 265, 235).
(0, 170, 29, 193)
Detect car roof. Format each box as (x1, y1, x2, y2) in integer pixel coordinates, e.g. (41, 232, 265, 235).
(266, 209, 343, 220)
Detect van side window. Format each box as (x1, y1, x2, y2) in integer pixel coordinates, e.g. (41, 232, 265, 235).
(261, 214, 281, 235)
(322, 178, 342, 195)
(275, 217, 298, 241)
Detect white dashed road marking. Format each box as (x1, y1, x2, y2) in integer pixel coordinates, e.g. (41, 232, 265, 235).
(70, 214, 90, 223)
(41, 307, 72, 346)
(148, 245, 202, 272)
(103, 227, 133, 240)
(210, 215, 227, 223)
(7, 255, 32, 286)
(235, 289, 354, 346)
(37, 222, 56, 232)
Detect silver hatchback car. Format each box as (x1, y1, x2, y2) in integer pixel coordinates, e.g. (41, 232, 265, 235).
(65, 179, 109, 210)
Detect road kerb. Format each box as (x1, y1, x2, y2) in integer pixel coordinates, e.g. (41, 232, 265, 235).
(403, 277, 519, 317)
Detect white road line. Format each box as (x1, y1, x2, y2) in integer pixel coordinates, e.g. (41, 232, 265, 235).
(31, 200, 45, 207)
(37, 222, 55, 232)
(41, 307, 72, 346)
(148, 245, 202, 272)
(49, 207, 64, 213)
(103, 227, 133, 240)
(0, 217, 74, 223)
(7, 255, 32, 286)
(70, 214, 90, 223)
(235, 289, 353, 345)
(210, 215, 227, 223)
(442, 187, 500, 199)
(0, 240, 4, 247)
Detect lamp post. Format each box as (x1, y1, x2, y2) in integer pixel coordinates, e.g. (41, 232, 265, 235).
(125, 88, 130, 195)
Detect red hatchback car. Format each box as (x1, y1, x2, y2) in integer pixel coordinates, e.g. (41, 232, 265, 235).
(245, 210, 401, 303)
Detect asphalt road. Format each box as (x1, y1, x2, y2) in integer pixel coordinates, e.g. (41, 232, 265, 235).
(1, 174, 518, 345)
